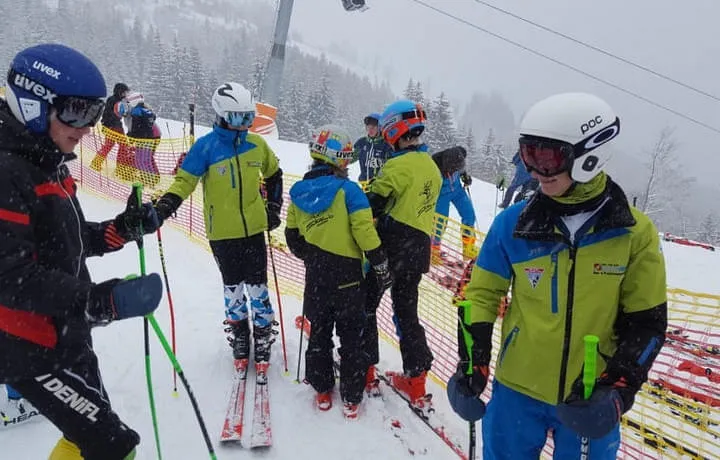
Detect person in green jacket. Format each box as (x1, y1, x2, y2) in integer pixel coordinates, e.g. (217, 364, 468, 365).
(448, 93, 667, 459)
(154, 82, 283, 365)
(285, 125, 392, 419)
(364, 99, 442, 412)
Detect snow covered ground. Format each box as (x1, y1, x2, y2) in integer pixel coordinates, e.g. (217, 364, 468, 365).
(2, 126, 718, 459)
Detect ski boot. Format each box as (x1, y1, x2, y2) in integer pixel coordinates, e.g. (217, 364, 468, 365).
(253, 323, 277, 363)
(316, 392, 332, 411)
(365, 365, 382, 397)
(462, 235, 478, 260)
(342, 402, 359, 420)
(386, 371, 434, 419)
(224, 319, 250, 361)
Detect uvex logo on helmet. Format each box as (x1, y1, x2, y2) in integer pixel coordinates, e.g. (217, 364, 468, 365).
(580, 115, 603, 134)
(32, 61, 62, 79)
(12, 73, 57, 104)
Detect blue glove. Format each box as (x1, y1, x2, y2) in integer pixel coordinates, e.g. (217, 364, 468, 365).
(446, 369, 487, 422)
(87, 274, 163, 325)
(556, 385, 624, 439)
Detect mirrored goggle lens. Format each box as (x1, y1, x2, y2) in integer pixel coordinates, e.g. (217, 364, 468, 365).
(519, 141, 571, 177)
(226, 111, 255, 127)
(56, 97, 106, 128)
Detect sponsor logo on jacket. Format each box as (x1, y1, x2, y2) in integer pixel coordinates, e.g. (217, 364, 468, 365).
(35, 374, 100, 422)
(593, 263, 626, 275)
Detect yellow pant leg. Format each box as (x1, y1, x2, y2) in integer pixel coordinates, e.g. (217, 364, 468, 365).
(48, 437, 82, 460)
(48, 438, 136, 460)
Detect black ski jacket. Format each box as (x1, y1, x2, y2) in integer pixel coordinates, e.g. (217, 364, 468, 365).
(0, 100, 126, 381)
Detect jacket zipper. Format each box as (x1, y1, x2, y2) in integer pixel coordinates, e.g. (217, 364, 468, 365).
(498, 326, 519, 367)
(57, 169, 83, 277)
(557, 244, 577, 403)
(234, 142, 249, 237)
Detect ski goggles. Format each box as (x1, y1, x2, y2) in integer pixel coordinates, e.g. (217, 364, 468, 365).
(226, 111, 255, 128)
(519, 137, 574, 177)
(55, 96, 106, 129)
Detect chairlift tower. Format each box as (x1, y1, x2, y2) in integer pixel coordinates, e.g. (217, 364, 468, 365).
(261, 0, 368, 107)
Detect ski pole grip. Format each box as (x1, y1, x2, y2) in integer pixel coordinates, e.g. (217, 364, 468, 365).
(583, 334, 599, 400)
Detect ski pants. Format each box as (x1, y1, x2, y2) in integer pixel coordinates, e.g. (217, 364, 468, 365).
(210, 234, 274, 328)
(434, 185, 476, 243)
(303, 271, 368, 404)
(482, 381, 621, 460)
(364, 269, 433, 377)
(10, 351, 139, 460)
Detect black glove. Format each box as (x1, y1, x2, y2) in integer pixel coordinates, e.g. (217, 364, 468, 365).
(452, 363, 489, 397)
(373, 259, 393, 291)
(86, 274, 163, 325)
(460, 172, 472, 187)
(114, 192, 160, 242)
(267, 202, 282, 231)
(154, 193, 183, 222)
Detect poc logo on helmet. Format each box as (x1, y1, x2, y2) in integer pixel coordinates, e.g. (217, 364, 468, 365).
(32, 61, 62, 79)
(12, 74, 58, 104)
(580, 115, 603, 134)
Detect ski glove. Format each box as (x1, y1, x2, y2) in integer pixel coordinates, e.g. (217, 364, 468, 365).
(452, 363, 489, 398)
(460, 172, 472, 187)
(447, 370, 486, 422)
(267, 202, 282, 231)
(373, 260, 393, 291)
(153, 192, 183, 222)
(86, 274, 163, 325)
(114, 192, 160, 242)
(556, 375, 625, 439)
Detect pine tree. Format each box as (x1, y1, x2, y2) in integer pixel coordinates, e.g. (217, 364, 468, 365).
(697, 214, 719, 245)
(425, 92, 456, 152)
(277, 82, 310, 142)
(463, 127, 479, 177)
(403, 78, 417, 101)
(307, 72, 336, 130)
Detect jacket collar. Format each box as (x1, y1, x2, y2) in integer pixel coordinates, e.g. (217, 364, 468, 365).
(0, 100, 76, 171)
(513, 176, 636, 242)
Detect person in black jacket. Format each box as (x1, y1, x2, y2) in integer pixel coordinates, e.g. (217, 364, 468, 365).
(0, 43, 162, 460)
(90, 82, 130, 174)
(125, 93, 160, 187)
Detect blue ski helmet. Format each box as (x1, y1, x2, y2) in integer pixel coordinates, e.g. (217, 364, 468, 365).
(363, 112, 381, 125)
(5, 43, 107, 134)
(380, 99, 426, 145)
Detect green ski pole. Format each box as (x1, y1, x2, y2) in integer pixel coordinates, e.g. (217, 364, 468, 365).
(580, 334, 600, 459)
(133, 183, 218, 459)
(132, 183, 163, 459)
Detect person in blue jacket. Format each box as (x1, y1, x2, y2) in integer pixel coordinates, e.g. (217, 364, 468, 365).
(431, 146, 477, 261)
(499, 150, 538, 208)
(354, 113, 392, 188)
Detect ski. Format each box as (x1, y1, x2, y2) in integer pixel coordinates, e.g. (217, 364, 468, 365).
(250, 362, 272, 448)
(220, 359, 249, 443)
(377, 372, 468, 460)
(294, 316, 465, 458)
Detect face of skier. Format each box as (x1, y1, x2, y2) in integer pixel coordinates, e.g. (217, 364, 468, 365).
(48, 111, 91, 154)
(366, 121, 379, 137)
(532, 170, 574, 197)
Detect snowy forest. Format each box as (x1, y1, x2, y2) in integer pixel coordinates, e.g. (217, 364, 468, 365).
(0, 0, 717, 244)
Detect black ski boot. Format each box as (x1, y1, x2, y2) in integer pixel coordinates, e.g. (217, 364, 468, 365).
(253, 324, 277, 363)
(224, 319, 250, 360)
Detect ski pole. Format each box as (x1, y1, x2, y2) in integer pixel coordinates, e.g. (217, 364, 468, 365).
(131, 183, 162, 460)
(267, 231, 289, 374)
(295, 306, 307, 383)
(134, 184, 218, 459)
(469, 421, 476, 460)
(580, 334, 600, 460)
(156, 225, 178, 395)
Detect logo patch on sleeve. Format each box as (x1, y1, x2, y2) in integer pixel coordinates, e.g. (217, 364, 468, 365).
(524, 268, 544, 288)
(593, 263, 626, 275)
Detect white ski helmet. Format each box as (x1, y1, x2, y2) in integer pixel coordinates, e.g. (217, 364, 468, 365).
(126, 92, 144, 108)
(519, 92, 620, 183)
(309, 125, 356, 169)
(212, 82, 255, 121)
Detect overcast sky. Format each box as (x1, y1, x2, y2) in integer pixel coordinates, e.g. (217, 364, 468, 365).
(289, 0, 719, 186)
